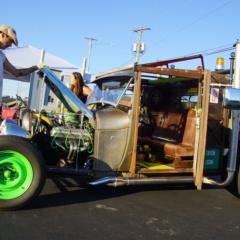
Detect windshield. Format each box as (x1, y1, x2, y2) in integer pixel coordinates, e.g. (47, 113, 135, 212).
(87, 77, 133, 106)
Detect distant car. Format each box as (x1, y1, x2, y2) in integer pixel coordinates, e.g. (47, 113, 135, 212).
(1, 95, 27, 120)
(0, 58, 240, 210)
(1, 105, 17, 120)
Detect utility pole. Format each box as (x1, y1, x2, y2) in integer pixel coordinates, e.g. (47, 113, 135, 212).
(133, 27, 151, 64)
(84, 37, 97, 73)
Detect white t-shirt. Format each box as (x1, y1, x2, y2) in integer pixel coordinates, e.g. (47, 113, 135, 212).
(0, 50, 6, 104)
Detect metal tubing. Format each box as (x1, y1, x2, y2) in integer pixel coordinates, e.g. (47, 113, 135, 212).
(203, 173, 234, 187)
(71, 140, 78, 162)
(67, 142, 73, 161)
(234, 42, 240, 88)
(54, 140, 66, 151)
(89, 176, 194, 187)
(229, 52, 235, 84)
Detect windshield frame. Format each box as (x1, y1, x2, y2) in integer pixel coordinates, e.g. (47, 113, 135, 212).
(86, 76, 134, 107)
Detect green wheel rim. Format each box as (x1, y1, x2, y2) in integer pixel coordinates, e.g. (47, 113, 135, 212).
(0, 150, 33, 200)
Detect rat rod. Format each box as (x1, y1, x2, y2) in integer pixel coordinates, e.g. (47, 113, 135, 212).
(1, 43, 240, 210)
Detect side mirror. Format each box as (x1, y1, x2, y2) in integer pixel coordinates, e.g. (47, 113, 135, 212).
(223, 87, 240, 109)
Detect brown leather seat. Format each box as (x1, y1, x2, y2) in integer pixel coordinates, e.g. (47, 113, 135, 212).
(163, 109, 196, 160)
(151, 110, 188, 143)
(138, 109, 196, 161)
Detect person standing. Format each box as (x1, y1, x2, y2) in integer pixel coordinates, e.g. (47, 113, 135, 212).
(70, 72, 92, 103)
(0, 24, 38, 105)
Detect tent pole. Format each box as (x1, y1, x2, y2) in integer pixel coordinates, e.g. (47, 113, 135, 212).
(38, 49, 46, 112)
(40, 49, 45, 64)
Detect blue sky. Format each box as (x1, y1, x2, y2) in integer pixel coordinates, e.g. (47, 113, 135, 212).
(1, 0, 240, 96)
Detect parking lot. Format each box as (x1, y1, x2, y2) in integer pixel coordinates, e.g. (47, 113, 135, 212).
(0, 177, 240, 240)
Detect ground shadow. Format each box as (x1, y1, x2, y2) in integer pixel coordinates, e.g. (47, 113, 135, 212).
(25, 176, 223, 210)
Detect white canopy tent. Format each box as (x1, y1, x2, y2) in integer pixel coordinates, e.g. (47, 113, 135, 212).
(2, 46, 96, 111)
(3, 45, 80, 82)
(2, 46, 80, 111)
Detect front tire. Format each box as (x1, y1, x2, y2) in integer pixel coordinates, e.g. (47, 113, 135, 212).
(0, 136, 46, 210)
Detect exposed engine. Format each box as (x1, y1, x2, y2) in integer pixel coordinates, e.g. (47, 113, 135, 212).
(50, 124, 93, 162)
(31, 112, 94, 168)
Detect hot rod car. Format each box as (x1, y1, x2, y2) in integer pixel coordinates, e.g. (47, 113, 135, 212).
(1, 45, 240, 210)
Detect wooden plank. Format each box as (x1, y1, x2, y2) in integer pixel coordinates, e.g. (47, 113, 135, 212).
(211, 72, 228, 84)
(174, 160, 193, 169)
(195, 71, 211, 190)
(129, 70, 142, 175)
(137, 66, 203, 80)
(193, 82, 202, 177)
(139, 168, 193, 174)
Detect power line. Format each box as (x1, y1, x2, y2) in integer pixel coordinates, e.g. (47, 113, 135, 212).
(204, 46, 234, 56)
(175, 43, 235, 58)
(153, 0, 233, 46)
(181, 43, 233, 56)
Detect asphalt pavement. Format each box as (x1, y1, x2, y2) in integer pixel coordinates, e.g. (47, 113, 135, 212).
(0, 177, 240, 240)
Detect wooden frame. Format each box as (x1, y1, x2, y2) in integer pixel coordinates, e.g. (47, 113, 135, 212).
(136, 66, 203, 80)
(128, 64, 223, 191)
(194, 71, 211, 189)
(129, 70, 142, 175)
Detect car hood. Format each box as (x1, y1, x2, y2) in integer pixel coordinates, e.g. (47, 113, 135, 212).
(39, 67, 94, 120)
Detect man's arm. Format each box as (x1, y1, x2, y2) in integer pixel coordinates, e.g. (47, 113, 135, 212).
(3, 58, 38, 77)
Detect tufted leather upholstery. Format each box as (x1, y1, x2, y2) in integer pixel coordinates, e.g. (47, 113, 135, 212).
(163, 109, 196, 160)
(138, 109, 196, 161)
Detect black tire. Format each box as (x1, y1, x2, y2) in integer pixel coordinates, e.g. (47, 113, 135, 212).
(0, 136, 46, 210)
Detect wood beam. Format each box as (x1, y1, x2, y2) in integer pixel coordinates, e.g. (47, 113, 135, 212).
(195, 71, 211, 190)
(129, 70, 142, 175)
(137, 66, 203, 80)
(211, 73, 229, 84)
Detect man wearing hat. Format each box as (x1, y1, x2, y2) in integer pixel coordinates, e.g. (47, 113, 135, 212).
(0, 24, 38, 105)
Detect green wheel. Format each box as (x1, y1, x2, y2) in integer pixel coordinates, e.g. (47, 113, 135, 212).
(0, 150, 33, 199)
(0, 136, 46, 210)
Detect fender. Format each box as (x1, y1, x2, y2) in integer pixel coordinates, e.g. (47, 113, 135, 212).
(0, 119, 30, 139)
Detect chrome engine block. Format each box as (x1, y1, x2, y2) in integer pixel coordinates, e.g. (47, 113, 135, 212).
(50, 125, 93, 162)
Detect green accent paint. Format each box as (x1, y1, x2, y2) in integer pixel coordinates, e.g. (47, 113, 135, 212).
(63, 112, 80, 122)
(0, 150, 33, 200)
(204, 148, 221, 170)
